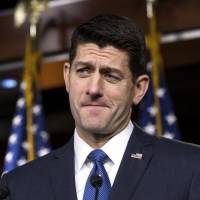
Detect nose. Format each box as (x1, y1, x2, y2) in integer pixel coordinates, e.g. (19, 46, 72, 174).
(86, 73, 103, 98)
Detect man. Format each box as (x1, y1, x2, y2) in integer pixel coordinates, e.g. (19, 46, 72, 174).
(1, 14, 200, 200)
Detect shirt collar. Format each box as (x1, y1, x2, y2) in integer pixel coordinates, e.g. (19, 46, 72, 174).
(74, 121, 134, 173)
(101, 121, 133, 166)
(74, 130, 93, 174)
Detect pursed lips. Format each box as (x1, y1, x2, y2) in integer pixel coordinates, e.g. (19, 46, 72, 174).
(81, 102, 110, 108)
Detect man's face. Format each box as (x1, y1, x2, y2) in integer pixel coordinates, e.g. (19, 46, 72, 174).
(64, 43, 148, 139)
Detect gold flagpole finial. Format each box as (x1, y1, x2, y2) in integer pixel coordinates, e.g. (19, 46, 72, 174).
(14, 2, 27, 27)
(14, 0, 48, 38)
(30, 0, 47, 38)
(146, 0, 157, 19)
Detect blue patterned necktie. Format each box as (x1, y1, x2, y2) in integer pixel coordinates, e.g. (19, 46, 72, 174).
(83, 149, 111, 200)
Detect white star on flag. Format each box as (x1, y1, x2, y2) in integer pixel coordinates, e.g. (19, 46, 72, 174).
(5, 152, 14, 163)
(147, 105, 157, 116)
(156, 88, 166, 98)
(165, 113, 177, 125)
(37, 148, 50, 157)
(147, 62, 152, 71)
(13, 115, 22, 126)
(32, 104, 41, 115)
(20, 81, 26, 90)
(31, 124, 38, 134)
(163, 132, 175, 139)
(21, 141, 29, 150)
(17, 158, 27, 166)
(17, 98, 25, 108)
(41, 131, 49, 141)
(144, 123, 156, 135)
(8, 134, 18, 145)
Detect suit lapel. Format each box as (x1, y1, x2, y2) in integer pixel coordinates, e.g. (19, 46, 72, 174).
(110, 124, 155, 200)
(47, 137, 77, 200)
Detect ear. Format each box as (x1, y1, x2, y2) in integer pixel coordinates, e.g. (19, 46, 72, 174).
(132, 74, 149, 105)
(63, 62, 71, 93)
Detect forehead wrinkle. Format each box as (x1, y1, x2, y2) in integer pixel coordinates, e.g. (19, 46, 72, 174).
(75, 44, 130, 73)
(85, 49, 119, 60)
(75, 44, 128, 64)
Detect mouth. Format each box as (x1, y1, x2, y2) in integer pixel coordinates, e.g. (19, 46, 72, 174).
(81, 102, 110, 108)
(82, 105, 109, 109)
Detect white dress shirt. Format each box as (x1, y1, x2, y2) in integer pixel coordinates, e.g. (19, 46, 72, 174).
(74, 121, 134, 200)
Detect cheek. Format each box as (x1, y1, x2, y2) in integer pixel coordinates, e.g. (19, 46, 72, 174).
(68, 84, 79, 106)
(69, 89, 79, 105)
(68, 81, 86, 112)
(69, 77, 82, 96)
(108, 85, 134, 103)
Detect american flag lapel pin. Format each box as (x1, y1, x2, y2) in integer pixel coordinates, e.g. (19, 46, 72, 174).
(131, 153, 143, 160)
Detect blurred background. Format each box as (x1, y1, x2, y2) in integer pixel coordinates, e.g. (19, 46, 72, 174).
(0, 0, 200, 172)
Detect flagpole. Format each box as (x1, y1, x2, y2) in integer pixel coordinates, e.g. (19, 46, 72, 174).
(24, 40, 35, 161)
(146, 0, 163, 137)
(15, 0, 47, 161)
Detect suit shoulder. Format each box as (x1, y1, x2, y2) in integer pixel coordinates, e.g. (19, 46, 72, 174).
(5, 142, 70, 179)
(152, 135, 200, 171)
(134, 124, 200, 167)
(156, 136, 200, 155)
(135, 124, 200, 156)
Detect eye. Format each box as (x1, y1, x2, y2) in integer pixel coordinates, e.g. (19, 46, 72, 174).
(104, 73, 121, 83)
(76, 67, 91, 77)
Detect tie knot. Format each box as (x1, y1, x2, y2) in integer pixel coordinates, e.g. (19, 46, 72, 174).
(88, 149, 108, 163)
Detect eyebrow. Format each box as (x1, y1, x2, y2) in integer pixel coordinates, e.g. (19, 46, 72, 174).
(73, 61, 123, 75)
(100, 67, 124, 78)
(73, 61, 94, 69)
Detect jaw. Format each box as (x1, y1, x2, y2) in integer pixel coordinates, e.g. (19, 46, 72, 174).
(74, 107, 132, 148)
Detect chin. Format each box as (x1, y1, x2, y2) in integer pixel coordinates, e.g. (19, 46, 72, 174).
(81, 123, 109, 134)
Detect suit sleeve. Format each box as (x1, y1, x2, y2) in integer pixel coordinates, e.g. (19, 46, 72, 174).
(0, 173, 10, 200)
(188, 169, 200, 199)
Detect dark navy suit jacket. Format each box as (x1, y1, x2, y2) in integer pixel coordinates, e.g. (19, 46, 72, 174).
(1, 124, 200, 200)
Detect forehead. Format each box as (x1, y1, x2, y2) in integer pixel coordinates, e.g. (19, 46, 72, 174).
(73, 43, 129, 68)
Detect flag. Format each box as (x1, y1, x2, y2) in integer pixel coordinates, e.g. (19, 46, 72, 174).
(137, 61, 181, 140)
(3, 37, 51, 173)
(137, 0, 181, 139)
